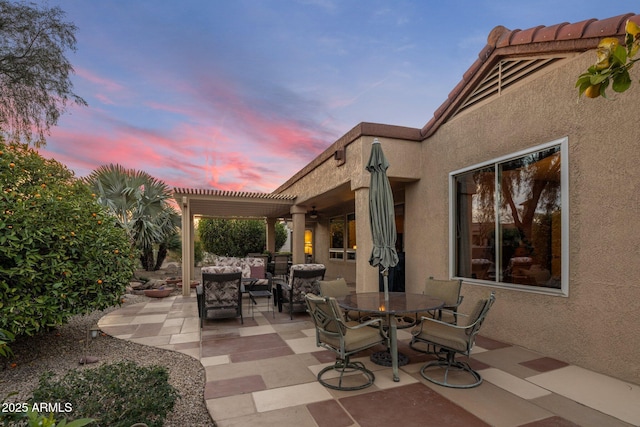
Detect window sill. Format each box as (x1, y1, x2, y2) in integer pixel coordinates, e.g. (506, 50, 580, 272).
(456, 277, 568, 297)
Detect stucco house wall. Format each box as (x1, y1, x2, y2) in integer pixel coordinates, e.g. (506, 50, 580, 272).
(269, 15, 640, 384)
(403, 50, 640, 383)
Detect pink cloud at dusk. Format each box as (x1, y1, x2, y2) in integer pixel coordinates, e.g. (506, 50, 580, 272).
(37, 0, 633, 194)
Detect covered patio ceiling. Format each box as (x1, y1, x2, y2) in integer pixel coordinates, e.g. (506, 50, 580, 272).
(295, 179, 411, 219)
(173, 188, 297, 219)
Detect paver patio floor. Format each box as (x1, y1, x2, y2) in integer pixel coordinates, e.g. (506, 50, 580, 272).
(98, 293, 640, 427)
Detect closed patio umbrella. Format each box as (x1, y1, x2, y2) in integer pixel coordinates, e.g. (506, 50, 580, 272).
(366, 138, 398, 303)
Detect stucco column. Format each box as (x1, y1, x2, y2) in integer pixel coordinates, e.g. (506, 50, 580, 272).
(290, 205, 307, 264)
(266, 217, 276, 253)
(352, 180, 378, 292)
(180, 197, 193, 297)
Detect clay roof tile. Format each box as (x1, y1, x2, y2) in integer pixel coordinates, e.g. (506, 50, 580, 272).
(583, 13, 634, 39)
(495, 29, 518, 48)
(511, 25, 545, 45)
(532, 22, 569, 42)
(556, 18, 597, 40)
(447, 79, 467, 101)
(463, 58, 483, 81)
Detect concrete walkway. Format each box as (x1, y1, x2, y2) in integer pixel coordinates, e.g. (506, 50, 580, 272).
(98, 292, 640, 427)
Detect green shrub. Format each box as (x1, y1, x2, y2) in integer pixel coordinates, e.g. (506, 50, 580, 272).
(30, 361, 179, 427)
(0, 142, 136, 337)
(25, 410, 94, 427)
(198, 218, 288, 256)
(0, 328, 14, 358)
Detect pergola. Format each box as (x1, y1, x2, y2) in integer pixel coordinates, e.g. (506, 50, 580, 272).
(173, 188, 299, 296)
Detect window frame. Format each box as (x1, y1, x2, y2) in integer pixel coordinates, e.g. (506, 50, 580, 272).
(448, 137, 569, 296)
(346, 212, 357, 261)
(329, 212, 357, 262)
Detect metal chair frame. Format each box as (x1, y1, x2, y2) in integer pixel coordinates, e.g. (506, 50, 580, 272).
(305, 294, 387, 391)
(272, 254, 290, 280)
(246, 273, 274, 319)
(410, 292, 495, 388)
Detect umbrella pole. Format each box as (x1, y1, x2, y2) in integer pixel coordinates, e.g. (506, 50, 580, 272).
(382, 268, 399, 381)
(382, 267, 390, 303)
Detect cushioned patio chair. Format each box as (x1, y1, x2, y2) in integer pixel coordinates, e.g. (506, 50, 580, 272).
(417, 277, 464, 324)
(279, 264, 325, 319)
(319, 278, 361, 321)
(305, 293, 386, 390)
(410, 292, 495, 388)
(198, 266, 243, 327)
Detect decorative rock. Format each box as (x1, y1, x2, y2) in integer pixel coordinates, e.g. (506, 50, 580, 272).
(79, 355, 99, 364)
(129, 281, 146, 290)
(165, 263, 179, 275)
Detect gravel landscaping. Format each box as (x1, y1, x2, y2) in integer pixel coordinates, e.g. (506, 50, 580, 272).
(0, 294, 215, 426)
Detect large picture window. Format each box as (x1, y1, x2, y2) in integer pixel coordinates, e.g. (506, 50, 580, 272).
(451, 139, 567, 294)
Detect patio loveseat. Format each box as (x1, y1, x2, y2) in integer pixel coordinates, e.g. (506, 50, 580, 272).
(200, 256, 273, 318)
(202, 256, 267, 280)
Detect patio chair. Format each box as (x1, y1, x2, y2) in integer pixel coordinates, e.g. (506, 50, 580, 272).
(305, 293, 386, 390)
(247, 261, 274, 319)
(198, 266, 243, 327)
(417, 277, 464, 324)
(272, 254, 290, 280)
(410, 292, 495, 388)
(319, 278, 361, 321)
(280, 264, 325, 319)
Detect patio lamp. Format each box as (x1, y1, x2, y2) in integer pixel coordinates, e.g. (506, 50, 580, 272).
(80, 324, 101, 365)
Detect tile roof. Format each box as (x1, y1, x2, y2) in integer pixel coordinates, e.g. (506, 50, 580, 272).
(421, 13, 640, 138)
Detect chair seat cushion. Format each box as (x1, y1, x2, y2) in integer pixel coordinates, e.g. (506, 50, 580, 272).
(412, 321, 469, 353)
(321, 322, 383, 352)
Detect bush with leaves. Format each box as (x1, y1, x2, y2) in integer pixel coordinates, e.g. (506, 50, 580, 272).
(198, 218, 288, 257)
(577, 19, 640, 98)
(30, 361, 178, 427)
(85, 164, 180, 271)
(0, 141, 135, 337)
(0, 328, 14, 357)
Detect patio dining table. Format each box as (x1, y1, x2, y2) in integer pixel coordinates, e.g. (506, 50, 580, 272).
(336, 292, 444, 382)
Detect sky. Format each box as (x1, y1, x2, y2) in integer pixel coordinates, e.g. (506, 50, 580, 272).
(36, 0, 635, 193)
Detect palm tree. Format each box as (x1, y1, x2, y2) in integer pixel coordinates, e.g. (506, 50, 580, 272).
(85, 164, 180, 271)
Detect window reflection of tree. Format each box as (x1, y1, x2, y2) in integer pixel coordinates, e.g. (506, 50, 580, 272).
(499, 148, 561, 244)
(330, 218, 344, 249)
(461, 147, 561, 286)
